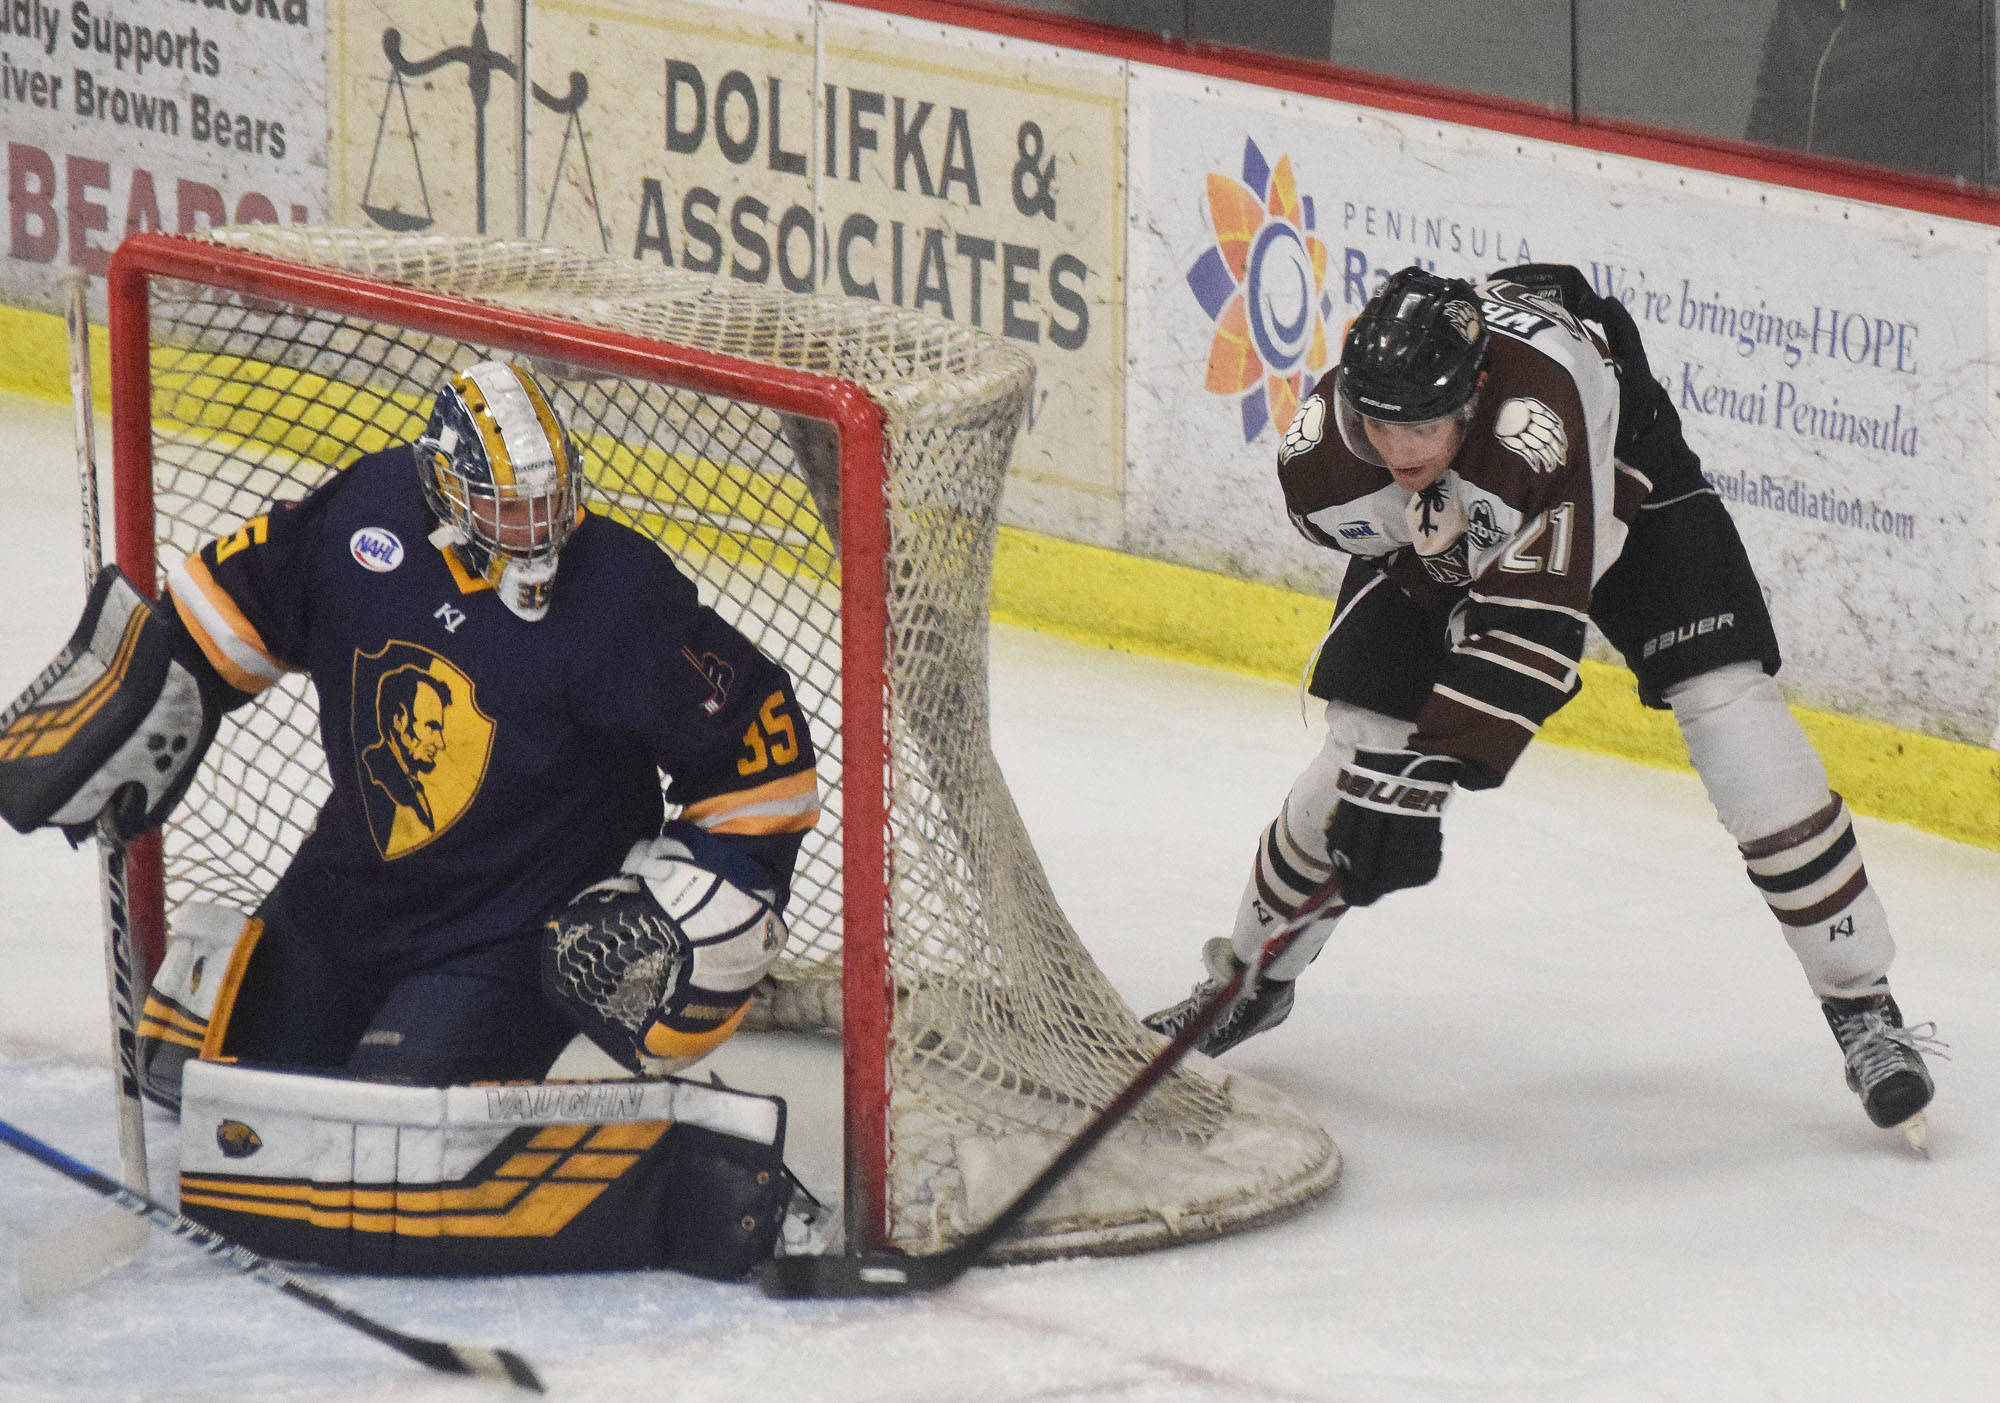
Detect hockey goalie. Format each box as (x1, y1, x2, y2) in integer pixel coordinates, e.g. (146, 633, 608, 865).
(0, 360, 821, 1277)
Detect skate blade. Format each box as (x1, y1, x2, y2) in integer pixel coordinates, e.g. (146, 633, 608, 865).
(1898, 1111, 1930, 1155)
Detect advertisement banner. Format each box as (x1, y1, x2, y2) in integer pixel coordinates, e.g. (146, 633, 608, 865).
(331, 0, 813, 253)
(1127, 66, 1997, 742)
(1, 0, 326, 310)
(329, 0, 1124, 538)
(820, 7, 1125, 533)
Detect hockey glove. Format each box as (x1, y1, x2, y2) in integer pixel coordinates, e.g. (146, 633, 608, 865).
(0, 567, 219, 840)
(1492, 262, 1671, 457)
(1491, 261, 1608, 323)
(1323, 748, 1460, 907)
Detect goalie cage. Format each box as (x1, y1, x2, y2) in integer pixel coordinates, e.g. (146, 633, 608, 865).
(102, 227, 1338, 1263)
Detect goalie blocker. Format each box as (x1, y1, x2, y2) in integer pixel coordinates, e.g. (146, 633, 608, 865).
(0, 567, 217, 839)
(177, 1059, 793, 1279)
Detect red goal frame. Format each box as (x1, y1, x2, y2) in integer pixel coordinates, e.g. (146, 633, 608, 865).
(104, 231, 898, 1248)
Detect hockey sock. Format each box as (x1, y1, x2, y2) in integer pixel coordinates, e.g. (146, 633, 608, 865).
(1226, 701, 1411, 978)
(1741, 795, 1895, 998)
(1668, 664, 1894, 996)
(1229, 815, 1344, 981)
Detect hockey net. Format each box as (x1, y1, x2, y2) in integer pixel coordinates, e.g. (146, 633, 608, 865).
(106, 227, 1336, 1260)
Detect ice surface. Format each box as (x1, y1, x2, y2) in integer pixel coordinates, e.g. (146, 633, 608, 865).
(2, 390, 1997, 1401)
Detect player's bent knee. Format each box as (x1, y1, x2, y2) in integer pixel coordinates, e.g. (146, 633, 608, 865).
(1666, 661, 1831, 842)
(137, 903, 261, 1113)
(1287, 700, 1416, 831)
(177, 1060, 793, 1278)
(0, 567, 218, 839)
(1661, 659, 1769, 723)
(543, 833, 789, 1075)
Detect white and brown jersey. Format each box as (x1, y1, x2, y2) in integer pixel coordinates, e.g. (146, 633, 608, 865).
(1279, 278, 1651, 787)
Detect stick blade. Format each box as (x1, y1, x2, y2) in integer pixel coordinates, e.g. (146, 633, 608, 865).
(757, 1249, 965, 1299)
(18, 1208, 150, 1306)
(458, 1347, 547, 1394)
(391, 1336, 546, 1393)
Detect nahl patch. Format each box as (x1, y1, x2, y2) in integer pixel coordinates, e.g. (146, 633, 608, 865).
(1493, 398, 1565, 475)
(350, 527, 404, 573)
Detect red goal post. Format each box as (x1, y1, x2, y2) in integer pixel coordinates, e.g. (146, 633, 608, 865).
(102, 227, 1337, 1261)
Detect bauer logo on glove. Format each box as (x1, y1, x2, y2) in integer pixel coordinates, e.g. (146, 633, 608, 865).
(1324, 748, 1461, 907)
(1333, 765, 1453, 814)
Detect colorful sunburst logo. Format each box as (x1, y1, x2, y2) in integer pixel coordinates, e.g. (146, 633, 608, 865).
(1186, 139, 1333, 443)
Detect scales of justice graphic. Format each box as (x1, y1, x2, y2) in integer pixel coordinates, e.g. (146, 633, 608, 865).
(360, 0, 610, 249)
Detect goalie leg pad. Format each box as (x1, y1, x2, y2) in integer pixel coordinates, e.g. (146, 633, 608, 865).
(0, 566, 217, 838)
(137, 903, 260, 1112)
(176, 1060, 792, 1278)
(544, 831, 789, 1075)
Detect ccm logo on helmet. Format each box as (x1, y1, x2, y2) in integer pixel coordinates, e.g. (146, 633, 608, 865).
(350, 527, 404, 573)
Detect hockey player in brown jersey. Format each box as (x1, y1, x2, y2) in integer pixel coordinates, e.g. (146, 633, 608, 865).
(1145, 264, 1942, 1145)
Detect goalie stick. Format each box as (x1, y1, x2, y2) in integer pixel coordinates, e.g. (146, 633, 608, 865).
(18, 270, 152, 1306)
(0, 1114, 546, 1392)
(68, 265, 151, 1200)
(758, 874, 1346, 1299)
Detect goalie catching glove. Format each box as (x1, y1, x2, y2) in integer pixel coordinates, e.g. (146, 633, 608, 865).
(0, 567, 218, 840)
(544, 823, 788, 1074)
(1323, 748, 1460, 907)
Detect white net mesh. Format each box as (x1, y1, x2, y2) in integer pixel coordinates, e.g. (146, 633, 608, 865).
(131, 227, 1336, 1258)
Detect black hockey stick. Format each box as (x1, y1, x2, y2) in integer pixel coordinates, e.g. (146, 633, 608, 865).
(0, 1115, 546, 1392)
(758, 874, 1346, 1299)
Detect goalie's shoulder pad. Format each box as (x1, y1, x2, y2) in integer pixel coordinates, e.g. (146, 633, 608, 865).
(0, 567, 218, 838)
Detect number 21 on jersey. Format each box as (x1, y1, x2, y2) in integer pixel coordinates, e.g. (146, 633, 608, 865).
(1499, 504, 1574, 576)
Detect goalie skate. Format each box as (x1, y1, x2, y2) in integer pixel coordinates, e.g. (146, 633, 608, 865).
(1143, 938, 1296, 1057)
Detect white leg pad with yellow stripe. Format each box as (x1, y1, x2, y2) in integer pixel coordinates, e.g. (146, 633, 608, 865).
(178, 1060, 791, 1277)
(137, 902, 258, 1111)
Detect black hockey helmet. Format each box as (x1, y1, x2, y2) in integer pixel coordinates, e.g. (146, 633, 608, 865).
(1334, 267, 1488, 427)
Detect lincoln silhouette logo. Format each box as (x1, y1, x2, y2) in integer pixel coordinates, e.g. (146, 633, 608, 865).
(216, 1120, 263, 1158)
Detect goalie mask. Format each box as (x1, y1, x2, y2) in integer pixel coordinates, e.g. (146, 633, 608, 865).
(1333, 266, 1488, 470)
(416, 361, 582, 622)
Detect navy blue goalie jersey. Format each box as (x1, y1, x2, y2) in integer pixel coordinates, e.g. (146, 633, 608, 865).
(161, 446, 820, 976)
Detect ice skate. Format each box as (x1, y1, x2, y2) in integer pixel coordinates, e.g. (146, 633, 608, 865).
(1822, 987, 1944, 1149)
(1143, 938, 1296, 1057)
